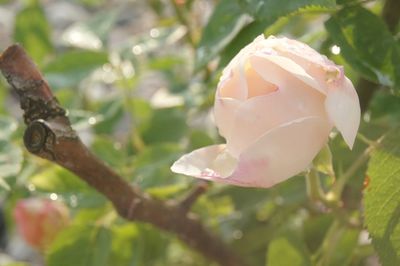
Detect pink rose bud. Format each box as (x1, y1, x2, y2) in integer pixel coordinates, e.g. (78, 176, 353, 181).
(14, 198, 69, 249)
(172, 35, 360, 188)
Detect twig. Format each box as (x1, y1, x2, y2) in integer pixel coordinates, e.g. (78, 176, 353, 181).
(179, 181, 209, 213)
(331, 135, 383, 199)
(0, 44, 245, 266)
(169, 0, 196, 47)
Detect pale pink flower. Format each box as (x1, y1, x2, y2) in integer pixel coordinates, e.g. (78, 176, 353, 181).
(14, 198, 69, 249)
(172, 35, 360, 188)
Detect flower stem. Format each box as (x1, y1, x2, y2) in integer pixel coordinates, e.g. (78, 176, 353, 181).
(314, 220, 344, 266)
(331, 145, 374, 199)
(306, 168, 325, 202)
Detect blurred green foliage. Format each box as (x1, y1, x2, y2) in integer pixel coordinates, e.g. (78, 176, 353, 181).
(0, 0, 399, 265)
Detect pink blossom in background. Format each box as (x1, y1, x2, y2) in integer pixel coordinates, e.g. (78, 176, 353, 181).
(13, 198, 69, 250)
(171, 34, 360, 188)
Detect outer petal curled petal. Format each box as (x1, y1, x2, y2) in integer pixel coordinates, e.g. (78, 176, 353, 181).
(217, 65, 247, 100)
(227, 116, 332, 187)
(172, 117, 331, 188)
(325, 77, 360, 149)
(171, 145, 238, 182)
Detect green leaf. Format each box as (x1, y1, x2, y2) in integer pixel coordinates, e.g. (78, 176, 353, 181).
(0, 116, 20, 188)
(325, 7, 400, 91)
(47, 225, 112, 266)
(238, 0, 336, 21)
(43, 50, 108, 89)
(0, 116, 18, 139)
(364, 130, 400, 265)
(81, 9, 119, 43)
(267, 233, 311, 266)
(140, 107, 187, 144)
(303, 214, 334, 253)
(195, 0, 252, 70)
(0, 140, 23, 179)
(14, 2, 53, 64)
(327, 228, 359, 266)
(68, 109, 104, 131)
(219, 1, 335, 68)
(369, 91, 400, 120)
(93, 99, 124, 135)
(30, 165, 88, 193)
(110, 223, 169, 266)
(129, 224, 169, 265)
(89, 226, 112, 266)
(91, 137, 126, 169)
(219, 21, 269, 68)
(133, 143, 183, 188)
(4, 263, 29, 266)
(29, 164, 106, 208)
(109, 224, 138, 266)
(188, 130, 214, 150)
(62, 9, 119, 49)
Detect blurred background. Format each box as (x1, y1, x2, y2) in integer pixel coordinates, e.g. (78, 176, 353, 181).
(0, 0, 399, 265)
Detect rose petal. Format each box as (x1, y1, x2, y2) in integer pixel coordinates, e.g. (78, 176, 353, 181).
(252, 53, 324, 95)
(217, 64, 247, 100)
(170, 144, 239, 182)
(267, 36, 345, 91)
(214, 97, 241, 139)
(244, 61, 278, 98)
(171, 116, 331, 188)
(225, 56, 328, 156)
(325, 77, 360, 149)
(227, 116, 332, 187)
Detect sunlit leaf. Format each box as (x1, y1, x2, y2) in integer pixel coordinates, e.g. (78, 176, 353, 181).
(47, 225, 112, 266)
(133, 143, 182, 188)
(140, 107, 187, 144)
(328, 228, 359, 266)
(267, 232, 311, 266)
(93, 99, 124, 135)
(62, 9, 119, 49)
(3, 263, 29, 266)
(0, 140, 23, 181)
(238, 0, 335, 20)
(195, 0, 252, 70)
(68, 109, 104, 131)
(219, 0, 335, 68)
(14, 2, 53, 64)
(325, 6, 400, 91)
(364, 130, 400, 265)
(109, 224, 138, 266)
(43, 50, 108, 89)
(91, 137, 126, 169)
(0, 116, 18, 139)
